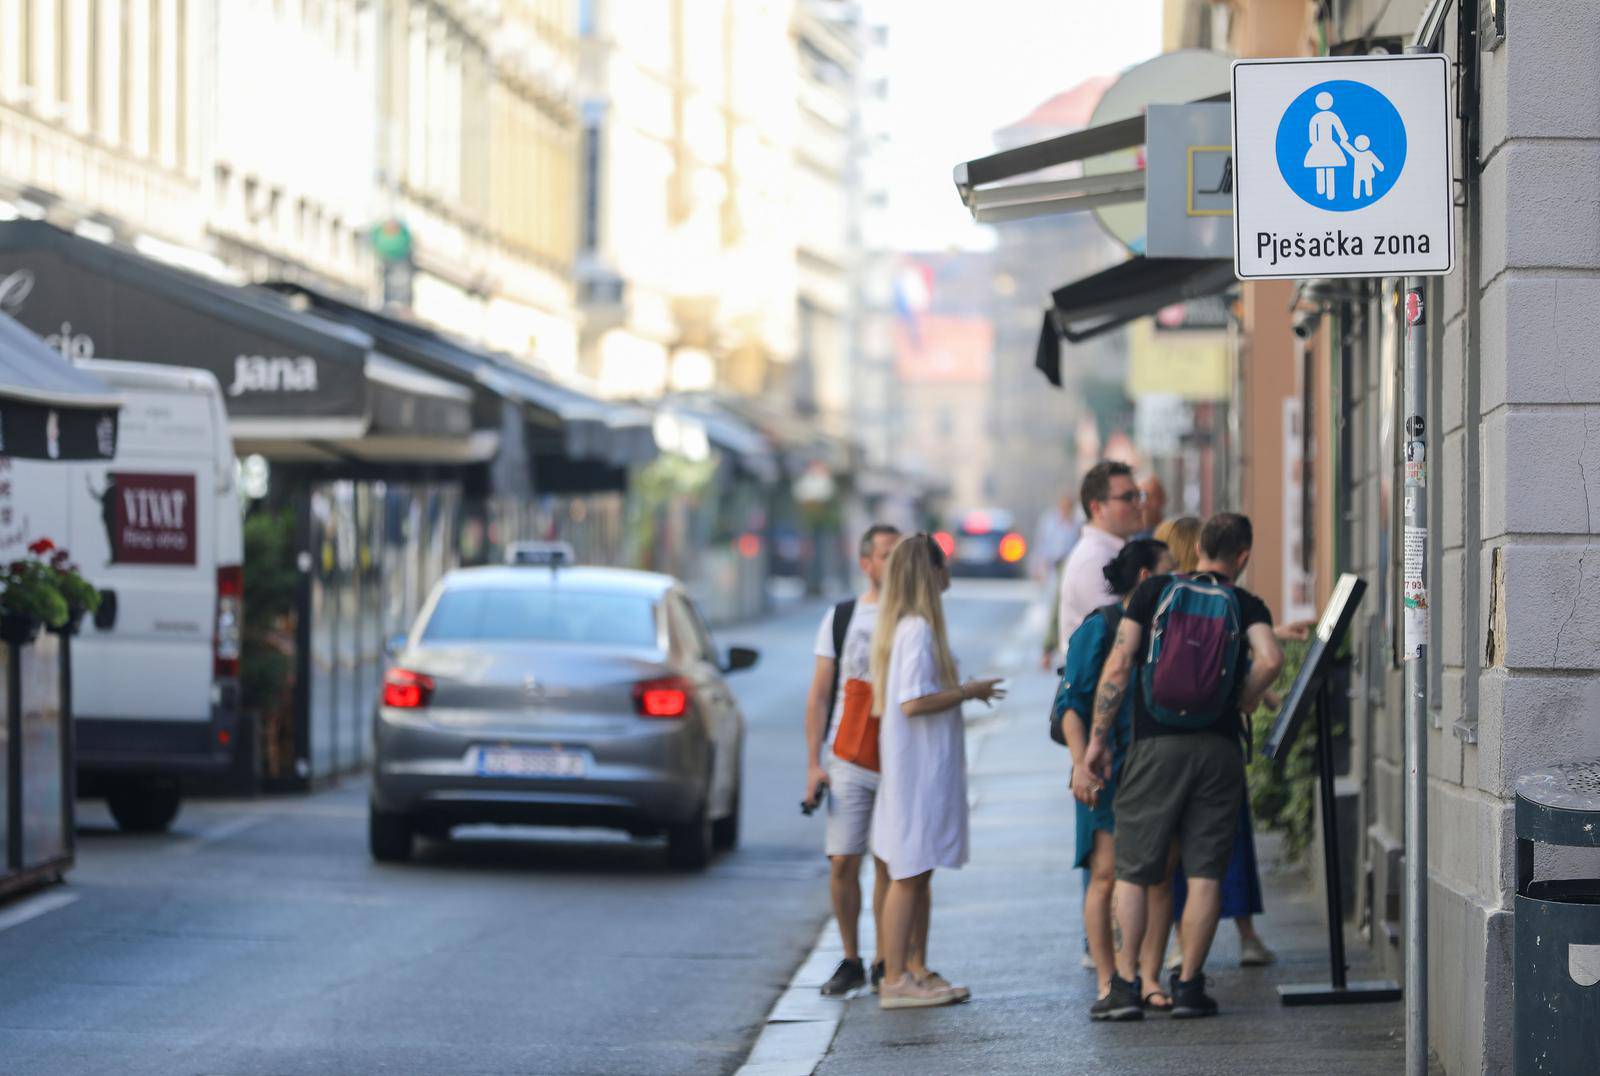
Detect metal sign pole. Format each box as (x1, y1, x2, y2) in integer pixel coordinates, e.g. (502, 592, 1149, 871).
(1402, 272, 1430, 1076)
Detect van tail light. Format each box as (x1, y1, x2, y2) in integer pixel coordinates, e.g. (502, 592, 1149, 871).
(383, 668, 435, 709)
(633, 676, 692, 718)
(214, 565, 243, 680)
(998, 533, 1027, 563)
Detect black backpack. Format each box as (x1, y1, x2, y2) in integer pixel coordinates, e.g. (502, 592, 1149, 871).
(1048, 602, 1124, 746)
(823, 598, 856, 741)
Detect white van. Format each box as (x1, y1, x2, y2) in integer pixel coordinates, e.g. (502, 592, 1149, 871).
(67, 360, 243, 832)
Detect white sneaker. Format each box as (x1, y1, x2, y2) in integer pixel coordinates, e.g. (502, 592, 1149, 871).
(1080, 950, 1096, 970)
(879, 972, 963, 1010)
(1239, 935, 1277, 967)
(1165, 939, 1183, 972)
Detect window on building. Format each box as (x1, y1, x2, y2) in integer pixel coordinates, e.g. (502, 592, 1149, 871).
(577, 0, 597, 37)
(21, 0, 35, 92)
(55, 0, 69, 109)
(581, 109, 602, 253)
(118, 0, 132, 147)
(147, 0, 160, 157)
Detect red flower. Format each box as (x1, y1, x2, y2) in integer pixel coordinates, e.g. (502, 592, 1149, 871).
(27, 538, 55, 556)
(50, 550, 70, 568)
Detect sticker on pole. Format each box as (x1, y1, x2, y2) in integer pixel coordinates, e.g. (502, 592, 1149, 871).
(1232, 54, 1453, 279)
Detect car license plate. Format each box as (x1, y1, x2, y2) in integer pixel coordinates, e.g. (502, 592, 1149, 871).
(957, 537, 989, 561)
(476, 747, 586, 779)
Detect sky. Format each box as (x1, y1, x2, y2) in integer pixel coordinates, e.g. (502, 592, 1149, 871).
(874, 0, 1165, 251)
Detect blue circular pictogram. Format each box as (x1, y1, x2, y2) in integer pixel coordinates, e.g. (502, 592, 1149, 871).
(1274, 79, 1406, 212)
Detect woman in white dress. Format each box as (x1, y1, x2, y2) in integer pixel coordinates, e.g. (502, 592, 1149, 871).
(1304, 91, 1350, 200)
(869, 534, 1005, 1009)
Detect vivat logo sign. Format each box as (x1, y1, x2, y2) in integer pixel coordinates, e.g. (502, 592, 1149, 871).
(1275, 80, 1406, 211)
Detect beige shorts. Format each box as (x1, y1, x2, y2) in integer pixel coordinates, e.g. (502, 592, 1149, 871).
(824, 756, 880, 857)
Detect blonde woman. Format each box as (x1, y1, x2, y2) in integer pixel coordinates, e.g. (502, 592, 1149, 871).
(869, 534, 1005, 1009)
(1153, 516, 1201, 574)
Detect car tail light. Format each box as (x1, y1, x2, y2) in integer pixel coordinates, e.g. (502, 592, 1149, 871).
(932, 531, 955, 558)
(633, 676, 692, 718)
(999, 533, 1027, 563)
(214, 565, 243, 680)
(383, 668, 435, 709)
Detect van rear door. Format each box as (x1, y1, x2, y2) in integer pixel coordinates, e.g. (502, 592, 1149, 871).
(70, 385, 218, 724)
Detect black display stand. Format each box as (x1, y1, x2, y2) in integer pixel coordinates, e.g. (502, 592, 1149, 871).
(1265, 574, 1402, 1007)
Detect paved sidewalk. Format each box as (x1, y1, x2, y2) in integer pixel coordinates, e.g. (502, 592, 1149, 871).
(813, 656, 1414, 1075)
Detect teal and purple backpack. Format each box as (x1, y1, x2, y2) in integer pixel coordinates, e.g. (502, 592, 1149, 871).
(1140, 573, 1243, 729)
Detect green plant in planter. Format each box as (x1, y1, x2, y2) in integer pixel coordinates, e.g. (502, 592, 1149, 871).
(1246, 637, 1347, 864)
(2, 545, 69, 629)
(39, 542, 102, 620)
(240, 509, 299, 777)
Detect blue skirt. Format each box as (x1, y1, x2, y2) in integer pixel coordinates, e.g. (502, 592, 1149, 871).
(1172, 799, 1264, 920)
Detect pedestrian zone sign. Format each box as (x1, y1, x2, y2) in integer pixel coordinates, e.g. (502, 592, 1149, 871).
(1231, 54, 1453, 280)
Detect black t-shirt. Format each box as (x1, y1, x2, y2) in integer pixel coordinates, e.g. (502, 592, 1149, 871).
(1122, 572, 1273, 740)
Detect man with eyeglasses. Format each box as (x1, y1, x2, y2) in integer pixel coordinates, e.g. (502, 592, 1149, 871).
(1056, 461, 1144, 665)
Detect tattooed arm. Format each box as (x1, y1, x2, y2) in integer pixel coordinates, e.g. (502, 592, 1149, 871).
(1083, 617, 1143, 782)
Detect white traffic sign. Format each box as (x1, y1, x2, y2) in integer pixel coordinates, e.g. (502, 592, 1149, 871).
(1231, 54, 1453, 280)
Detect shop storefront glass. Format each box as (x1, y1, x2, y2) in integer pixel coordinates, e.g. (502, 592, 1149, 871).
(304, 478, 462, 781)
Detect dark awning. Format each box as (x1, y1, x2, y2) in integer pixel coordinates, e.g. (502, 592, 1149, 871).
(658, 398, 779, 483)
(1035, 257, 1235, 387)
(0, 221, 371, 437)
(268, 282, 653, 468)
(0, 312, 120, 459)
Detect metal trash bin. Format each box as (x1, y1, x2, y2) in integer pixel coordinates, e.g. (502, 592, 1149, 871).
(1514, 760, 1600, 1074)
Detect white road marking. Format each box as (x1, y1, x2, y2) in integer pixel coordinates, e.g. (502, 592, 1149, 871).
(0, 889, 80, 934)
(168, 814, 273, 855)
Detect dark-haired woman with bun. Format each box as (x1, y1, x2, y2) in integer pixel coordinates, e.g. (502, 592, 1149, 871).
(1053, 537, 1176, 1019)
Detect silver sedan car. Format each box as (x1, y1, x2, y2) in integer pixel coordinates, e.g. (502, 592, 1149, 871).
(369, 565, 757, 869)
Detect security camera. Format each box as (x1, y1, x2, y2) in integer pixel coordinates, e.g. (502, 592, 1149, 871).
(1292, 307, 1324, 340)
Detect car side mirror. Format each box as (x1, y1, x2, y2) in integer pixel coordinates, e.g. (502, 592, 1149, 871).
(723, 646, 759, 673)
(385, 632, 409, 658)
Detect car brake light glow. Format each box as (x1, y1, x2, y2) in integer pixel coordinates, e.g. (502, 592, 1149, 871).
(633, 676, 692, 718)
(932, 531, 955, 558)
(999, 533, 1027, 563)
(963, 510, 992, 535)
(383, 668, 435, 709)
(215, 565, 243, 680)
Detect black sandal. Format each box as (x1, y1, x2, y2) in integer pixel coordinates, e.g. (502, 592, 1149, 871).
(1142, 989, 1173, 1012)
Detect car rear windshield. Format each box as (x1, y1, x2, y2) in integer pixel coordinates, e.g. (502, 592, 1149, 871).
(421, 588, 658, 648)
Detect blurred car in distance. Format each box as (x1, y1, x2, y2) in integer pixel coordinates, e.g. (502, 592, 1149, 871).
(943, 508, 1028, 578)
(370, 564, 757, 869)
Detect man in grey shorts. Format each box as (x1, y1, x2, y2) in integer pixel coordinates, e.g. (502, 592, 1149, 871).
(1084, 513, 1283, 1019)
(804, 524, 902, 996)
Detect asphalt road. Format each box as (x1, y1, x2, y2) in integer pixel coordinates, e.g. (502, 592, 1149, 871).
(0, 579, 1034, 1076)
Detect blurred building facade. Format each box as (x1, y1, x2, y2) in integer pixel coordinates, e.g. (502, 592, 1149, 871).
(574, 0, 802, 404)
(988, 79, 1129, 537)
(789, 0, 859, 433)
(889, 252, 995, 515)
(0, 0, 210, 244)
(0, 1, 583, 373)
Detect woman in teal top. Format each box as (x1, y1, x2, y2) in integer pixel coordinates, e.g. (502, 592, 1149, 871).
(1054, 537, 1174, 1016)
